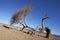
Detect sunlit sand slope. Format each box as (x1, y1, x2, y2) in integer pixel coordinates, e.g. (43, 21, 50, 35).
(0, 24, 60, 40)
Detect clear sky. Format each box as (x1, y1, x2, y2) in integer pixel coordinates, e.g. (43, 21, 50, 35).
(0, 0, 60, 35)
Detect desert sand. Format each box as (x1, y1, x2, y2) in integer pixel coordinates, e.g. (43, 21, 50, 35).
(0, 24, 60, 40)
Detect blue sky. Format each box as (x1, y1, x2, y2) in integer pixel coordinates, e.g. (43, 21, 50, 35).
(0, 0, 60, 35)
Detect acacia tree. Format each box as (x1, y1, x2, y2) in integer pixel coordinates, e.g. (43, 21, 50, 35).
(10, 5, 32, 26)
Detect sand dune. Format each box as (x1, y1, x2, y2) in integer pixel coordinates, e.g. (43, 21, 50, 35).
(0, 24, 60, 40)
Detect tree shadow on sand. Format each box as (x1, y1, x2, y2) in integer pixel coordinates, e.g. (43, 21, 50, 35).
(3, 25, 10, 29)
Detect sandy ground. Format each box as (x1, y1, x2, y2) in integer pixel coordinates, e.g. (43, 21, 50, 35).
(0, 24, 60, 40)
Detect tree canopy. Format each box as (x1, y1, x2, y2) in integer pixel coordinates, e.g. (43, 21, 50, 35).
(10, 5, 32, 25)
